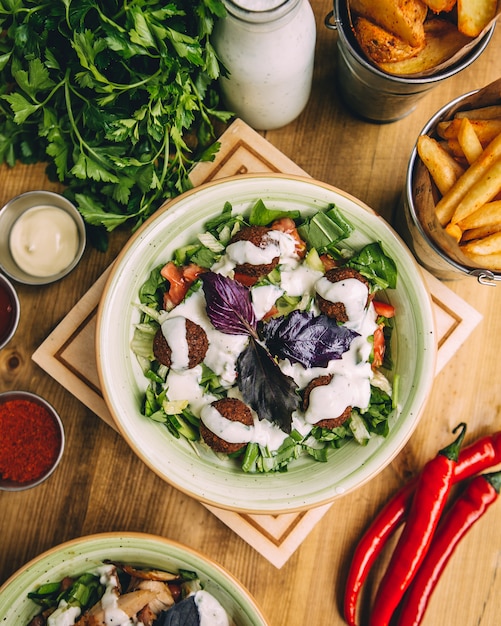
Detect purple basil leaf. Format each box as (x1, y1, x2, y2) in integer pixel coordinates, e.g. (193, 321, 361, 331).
(156, 596, 199, 626)
(237, 338, 299, 433)
(201, 272, 257, 336)
(261, 310, 359, 368)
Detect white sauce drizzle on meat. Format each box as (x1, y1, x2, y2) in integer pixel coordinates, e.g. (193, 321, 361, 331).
(160, 316, 188, 370)
(200, 404, 288, 450)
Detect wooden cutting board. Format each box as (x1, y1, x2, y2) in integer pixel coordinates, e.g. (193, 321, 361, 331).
(32, 119, 482, 568)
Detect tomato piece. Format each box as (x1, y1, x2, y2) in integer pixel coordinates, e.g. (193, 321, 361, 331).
(182, 263, 205, 282)
(262, 305, 279, 320)
(271, 217, 307, 257)
(161, 262, 186, 308)
(372, 325, 385, 369)
(233, 272, 259, 287)
(320, 254, 338, 271)
(373, 300, 395, 318)
(160, 262, 205, 309)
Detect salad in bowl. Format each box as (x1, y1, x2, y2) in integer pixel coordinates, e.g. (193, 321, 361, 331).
(0, 533, 268, 626)
(96, 174, 436, 513)
(131, 200, 398, 473)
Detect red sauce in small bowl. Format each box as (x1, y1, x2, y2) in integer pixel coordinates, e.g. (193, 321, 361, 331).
(0, 281, 16, 345)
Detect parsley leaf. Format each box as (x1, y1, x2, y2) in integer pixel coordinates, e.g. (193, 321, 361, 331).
(0, 0, 232, 246)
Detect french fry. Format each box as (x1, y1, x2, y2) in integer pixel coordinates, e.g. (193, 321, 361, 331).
(349, 0, 427, 47)
(460, 250, 501, 269)
(353, 17, 424, 63)
(445, 139, 470, 162)
(461, 230, 501, 255)
(461, 223, 501, 241)
(455, 105, 501, 120)
(457, 0, 497, 37)
(457, 117, 484, 164)
(445, 222, 463, 241)
(434, 131, 501, 225)
(450, 158, 501, 224)
(417, 135, 465, 195)
(457, 200, 501, 230)
(377, 19, 471, 75)
(437, 118, 501, 145)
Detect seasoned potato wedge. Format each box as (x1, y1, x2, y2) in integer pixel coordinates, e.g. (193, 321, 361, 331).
(421, 0, 457, 11)
(353, 16, 424, 63)
(349, 0, 428, 47)
(377, 19, 471, 75)
(457, 0, 497, 37)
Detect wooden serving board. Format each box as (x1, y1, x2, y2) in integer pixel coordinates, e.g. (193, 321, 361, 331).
(32, 119, 482, 568)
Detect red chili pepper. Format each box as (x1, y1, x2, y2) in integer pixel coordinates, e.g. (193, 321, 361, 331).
(369, 422, 467, 626)
(397, 470, 501, 626)
(343, 429, 501, 626)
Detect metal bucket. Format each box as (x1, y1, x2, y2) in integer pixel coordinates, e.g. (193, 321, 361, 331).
(395, 90, 501, 285)
(325, 1, 495, 123)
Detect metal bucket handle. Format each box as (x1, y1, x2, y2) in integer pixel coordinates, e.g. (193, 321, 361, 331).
(324, 10, 337, 30)
(469, 270, 499, 286)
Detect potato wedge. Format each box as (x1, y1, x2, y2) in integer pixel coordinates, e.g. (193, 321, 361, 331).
(450, 158, 501, 224)
(457, 0, 497, 37)
(458, 118, 484, 164)
(435, 131, 501, 225)
(422, 0, 457, 11)
(417, 135, 465, 195)
(353, 16, 424, 63)
(377, 19, 471, 75)
(349, 0, 428, 47)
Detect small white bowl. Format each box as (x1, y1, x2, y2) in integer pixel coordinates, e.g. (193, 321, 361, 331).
(0, 273, 20, 350)
(0, 391, 65, 491)
(0, 191, 86, 285)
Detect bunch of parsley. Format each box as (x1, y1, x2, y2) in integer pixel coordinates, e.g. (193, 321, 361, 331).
(0, 0, 232, 248)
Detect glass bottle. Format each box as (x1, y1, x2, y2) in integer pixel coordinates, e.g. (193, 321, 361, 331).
(212, 0, 316, 130)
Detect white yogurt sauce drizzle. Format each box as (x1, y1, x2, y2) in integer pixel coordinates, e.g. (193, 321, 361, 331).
(194, 589, 230, 626)
(200, 404, 288, 450)
(161, 316, 189, 370)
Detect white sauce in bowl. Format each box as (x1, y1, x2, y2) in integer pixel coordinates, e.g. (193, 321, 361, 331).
(9, 205, 80, 277)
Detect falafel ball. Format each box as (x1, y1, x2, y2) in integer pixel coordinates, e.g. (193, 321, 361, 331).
(200, 397, 254, 454)
(316, 267, 370, 323)
(228, 225, 280, 278)
(153, 317, 208, 369)
(303, 375, 352, 429)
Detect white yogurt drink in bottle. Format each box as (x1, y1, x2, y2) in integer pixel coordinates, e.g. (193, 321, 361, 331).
(212, 0, 316, 130)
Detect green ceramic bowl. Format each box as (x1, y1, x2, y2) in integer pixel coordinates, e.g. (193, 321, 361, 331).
(96, 174, 437, 513)
(0, 532, 268, 625)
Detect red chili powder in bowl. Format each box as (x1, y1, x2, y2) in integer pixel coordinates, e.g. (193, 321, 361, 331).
(0, 398, 63, 484)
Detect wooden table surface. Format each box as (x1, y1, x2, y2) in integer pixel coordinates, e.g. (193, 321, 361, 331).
(1, 2, 500, 624)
